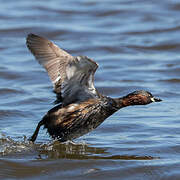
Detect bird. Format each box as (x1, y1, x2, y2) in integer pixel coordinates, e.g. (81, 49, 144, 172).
(26, 34, 162, 143)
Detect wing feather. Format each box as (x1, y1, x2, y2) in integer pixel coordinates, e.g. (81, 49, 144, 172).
(26, 34, 99, 105)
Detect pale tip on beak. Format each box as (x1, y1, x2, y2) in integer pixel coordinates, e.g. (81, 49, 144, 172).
(151, 97, 162, 102)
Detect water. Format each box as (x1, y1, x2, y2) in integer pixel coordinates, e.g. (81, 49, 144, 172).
(0, 0, 180, 179)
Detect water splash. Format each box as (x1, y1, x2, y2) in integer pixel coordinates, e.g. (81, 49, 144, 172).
(0, 134, 34, 156)
(0, 133, 95, 158)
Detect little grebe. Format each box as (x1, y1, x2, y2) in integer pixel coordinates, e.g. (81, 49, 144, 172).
(26, 34, 162, 142)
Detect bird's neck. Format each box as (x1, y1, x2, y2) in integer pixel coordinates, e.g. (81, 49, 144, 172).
(112, 96, 135, 109)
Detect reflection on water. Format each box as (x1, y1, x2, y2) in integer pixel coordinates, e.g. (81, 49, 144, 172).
(38, 141, 157, 160)
(0, 135, 157, 161)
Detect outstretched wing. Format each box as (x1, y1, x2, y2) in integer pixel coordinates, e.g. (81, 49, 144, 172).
(26, 34, 99, 105)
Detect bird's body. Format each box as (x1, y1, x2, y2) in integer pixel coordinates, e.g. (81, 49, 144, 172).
(42, 97, 118, 142)
(26, 34, 162, 142)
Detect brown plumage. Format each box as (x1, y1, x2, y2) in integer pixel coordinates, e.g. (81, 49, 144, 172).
(26, 34, 162, 142)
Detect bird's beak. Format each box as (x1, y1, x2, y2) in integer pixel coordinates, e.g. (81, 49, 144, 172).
(151, 97, 162, 102)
